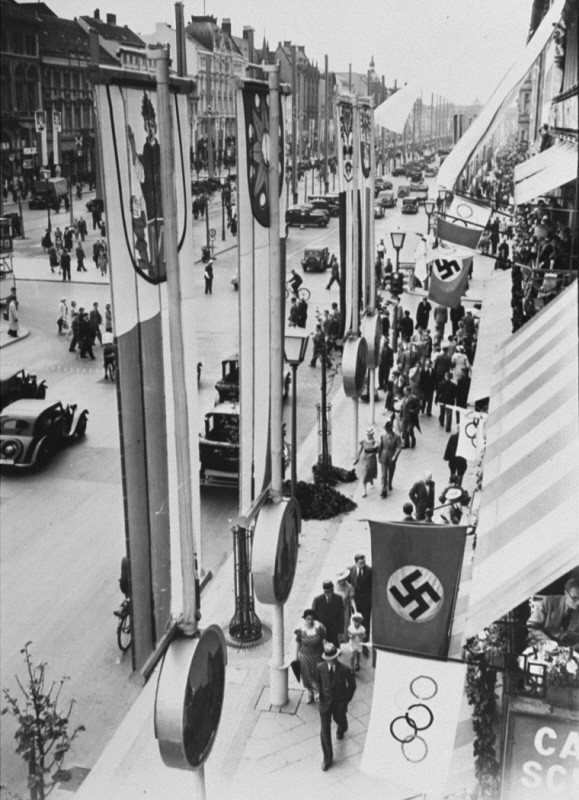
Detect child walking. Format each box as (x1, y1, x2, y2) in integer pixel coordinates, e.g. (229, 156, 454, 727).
(348, 612, 366, 672)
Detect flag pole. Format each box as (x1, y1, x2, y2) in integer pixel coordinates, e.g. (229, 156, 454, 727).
(351, 95, 360, 458)
(156, 48, 198, 636)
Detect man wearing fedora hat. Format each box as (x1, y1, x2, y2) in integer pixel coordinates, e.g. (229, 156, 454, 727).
(312, 580, 344, 647)
(316, 643, 356, 771)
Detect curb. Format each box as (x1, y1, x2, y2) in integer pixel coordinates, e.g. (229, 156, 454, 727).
(0, 327, 30, 348)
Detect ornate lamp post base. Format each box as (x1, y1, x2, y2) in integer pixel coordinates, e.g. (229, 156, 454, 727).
(229, 525, 262, 643)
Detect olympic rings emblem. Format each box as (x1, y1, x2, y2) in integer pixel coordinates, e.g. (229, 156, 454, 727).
(389, 676, 438, 762)
(456, 202, 474, 220)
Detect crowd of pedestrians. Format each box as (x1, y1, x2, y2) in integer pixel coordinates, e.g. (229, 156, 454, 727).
(56, 296, 113, 363)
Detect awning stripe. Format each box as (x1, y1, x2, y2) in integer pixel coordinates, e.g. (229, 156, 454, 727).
(488, 352, 568, 426)
(465, 281, 578, 637)
(514, 142, 578, 205)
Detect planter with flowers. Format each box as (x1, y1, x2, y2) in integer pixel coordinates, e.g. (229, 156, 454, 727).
(544, 647, 579, 710)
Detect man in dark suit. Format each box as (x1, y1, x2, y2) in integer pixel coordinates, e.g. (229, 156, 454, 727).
(377, 420, 402, 496)
(349, 554, 372, 654)
(419, 360, 436, 416)
(409, 471, 435, 521)
(312, 581, 344, 647)
(316, 644, 356, 771)
(436, 370, 458, 432)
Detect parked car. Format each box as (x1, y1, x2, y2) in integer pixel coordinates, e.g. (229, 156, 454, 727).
(301, 247, 331, 272)
(308, 195, 339, 217)
(377, 189, 397, 208)
(285, 204, 329, 228)
(0, 399, 88, 468)
(408, 170, 424, 183)
(401, 197, 420, 214)
(1, 368, 47, 411)
(215, 354, 240, 403)
(199, 402, 240, 486)
(374, 178, 393, 195)
(391, 166, 406, 177)
(374, 204, 385, 219)
(424, 165, 438, 177)
(397, 185, 411, 199)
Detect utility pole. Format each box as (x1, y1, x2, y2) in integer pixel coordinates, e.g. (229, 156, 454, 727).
(291, 45, 298, 204)
(324, 54, 329, 193)
(206, 56, 214, 179)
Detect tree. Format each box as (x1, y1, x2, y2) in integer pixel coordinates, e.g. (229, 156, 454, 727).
(2, 642, 85, 800)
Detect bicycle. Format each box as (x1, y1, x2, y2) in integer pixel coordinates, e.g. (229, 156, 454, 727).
(285, 283, 311, 301)
(114, 598, 132, 652)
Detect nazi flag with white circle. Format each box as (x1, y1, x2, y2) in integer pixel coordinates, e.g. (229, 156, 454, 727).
(432, 258, 461, 282)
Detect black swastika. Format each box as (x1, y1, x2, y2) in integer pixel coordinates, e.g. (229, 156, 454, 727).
(389, 569, 442, 620)
(434, 258, 461, 281)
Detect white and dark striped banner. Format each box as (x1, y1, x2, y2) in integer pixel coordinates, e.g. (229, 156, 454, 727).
(336, 96, 355, 335)
(466, 281, 578, 637)
(94, 80, 195, 669)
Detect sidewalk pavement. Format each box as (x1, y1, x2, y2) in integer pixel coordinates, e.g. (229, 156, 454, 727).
(67, 374, 477, 800)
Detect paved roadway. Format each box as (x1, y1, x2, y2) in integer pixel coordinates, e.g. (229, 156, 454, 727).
(0, 173, 432, 795)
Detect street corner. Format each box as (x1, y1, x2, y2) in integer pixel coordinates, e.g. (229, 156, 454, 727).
(0, 326, 30, 348)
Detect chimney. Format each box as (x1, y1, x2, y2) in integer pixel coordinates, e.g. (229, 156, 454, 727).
(284, 40, 291, 48)
(94, 8, 100, 20)
(106, 13, 116, 26)
(298, 45, 305, 54)
(222, 18, 231, 35)
(243, 25, 254, 53)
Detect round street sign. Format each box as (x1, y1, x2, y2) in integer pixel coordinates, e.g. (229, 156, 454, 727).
(155, 625, 227, 770)
(252, 497, 301, 605)
(209, 228, 216, 238)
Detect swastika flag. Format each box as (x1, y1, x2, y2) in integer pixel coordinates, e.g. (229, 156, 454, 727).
(427, 249, 473, 309)
(369, 521, 467, 657)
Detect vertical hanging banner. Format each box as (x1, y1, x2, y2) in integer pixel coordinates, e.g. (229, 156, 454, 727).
(358, 98, 374, 311)
(360, 650, 466, 798)
(369, 521, 467, 658)
(236, 80, 285, 511)
(92, 72, 194, 670)
(336, 95, 355, 336)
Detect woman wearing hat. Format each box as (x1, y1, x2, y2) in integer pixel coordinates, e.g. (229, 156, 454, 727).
(354, 428, 379, 497)
(335, 569, 356, 643)
(294, 609, 327, 704)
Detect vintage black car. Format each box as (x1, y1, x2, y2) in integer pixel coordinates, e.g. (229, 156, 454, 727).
(424, 165, 438, 177)
(285, 204, 329, 228)
(0, 399, 88, 468)
(199, 403, 239, 486)
(215, 354, 240, 403)
(409, 181, 429, 194)
(0, 368, 47, 411)
(308, 195, 339, 217)
(301, 247, 331, 272)
(401, 197, 420, 214)
(391, 166, 406, 177)
(374, 179, 393, 195)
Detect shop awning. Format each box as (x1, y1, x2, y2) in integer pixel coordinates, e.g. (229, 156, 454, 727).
(514, 141, 579, 205)
(465, 280, 579, 636)
(468, 270, 513, 405)
(436, 0, 565, 191)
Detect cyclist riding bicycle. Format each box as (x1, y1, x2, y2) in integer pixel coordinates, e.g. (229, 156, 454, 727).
(288, 269, 303, 297)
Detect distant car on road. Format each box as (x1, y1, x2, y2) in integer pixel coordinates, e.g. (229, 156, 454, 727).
(301, 247, 331, 272)
(215, 354, 240, 403)
(391, 166, 406, 177)
(0, 399, 88, 469)
(199, 402, 239, 486)
(0, 369, 47, 411)
(424, 165, 438, 177)
(374, 178, 393, 195)
(377, 189, 397, 208)
(397, 185, 411, 199)
(285, 204, 329, 228)
(409, 181, 429, 194)
(374, 204, 385, 219)
(401, 197, 420, 214)
(308, 195, 339, 217)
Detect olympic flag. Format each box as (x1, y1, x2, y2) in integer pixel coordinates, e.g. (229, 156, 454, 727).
(360, 651, 467, 797)
(369, 521, 467, 657)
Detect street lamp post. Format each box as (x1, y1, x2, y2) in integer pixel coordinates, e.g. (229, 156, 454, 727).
(284, 333, 309, 498)
(424, 199, 435, 236)
(390, 230, 406, 351)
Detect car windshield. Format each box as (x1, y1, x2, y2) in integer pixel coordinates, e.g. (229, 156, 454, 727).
(1, 418, 30, 434)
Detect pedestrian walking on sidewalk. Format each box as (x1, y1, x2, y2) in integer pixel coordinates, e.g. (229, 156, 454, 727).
(347, 613, 366, 671)
(57, 297, 68, 334)
(60, 250, 72, 281)
(378, 420, 402, 496)
(354, 428, 378, 497)
(436, 371, 458, 432)
(89, 302, 103, 346)
(294, 609, 326, 705)
(312, 580, 344, 648)
(409, 471, 435, 521)
(76, 242, 87, 272)
(204, 260, 214, 294)
(335, 569, 356, 644)
(48, 245, 59, 274)
(105, 303, 113, 334)
(7, 293, 19, 338)
(316, 643, 356, 771)
(348, 555, 372, 656)
(325, 255, 340, 290)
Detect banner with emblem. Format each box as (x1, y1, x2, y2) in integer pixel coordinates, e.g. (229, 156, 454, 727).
(93, 73, 196, 670)
(336, 95, 355, 335)
(427, 241, 473, 309)
(236, 79, 286, 509)
(437, 194, 491, 250)
(456, 408, 486, 461)
(369, 521, 467, 657)
(360, 650, 466, 797)
(358, 98, 374, 311)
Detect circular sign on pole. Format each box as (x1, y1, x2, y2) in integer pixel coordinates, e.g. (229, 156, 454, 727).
(209, 228, 217, 239)
(155, 625, 227, 771)
(252, 497, 301, 605)
(342, 335, 368, 398)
